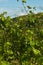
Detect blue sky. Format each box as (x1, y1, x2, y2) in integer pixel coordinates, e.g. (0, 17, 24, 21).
(0, 0, 43, 17)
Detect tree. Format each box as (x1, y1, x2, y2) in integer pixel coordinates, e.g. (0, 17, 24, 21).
(0, 0, 43, 65)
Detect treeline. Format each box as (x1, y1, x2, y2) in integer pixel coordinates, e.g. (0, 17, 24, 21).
(0, 12, 43, 65)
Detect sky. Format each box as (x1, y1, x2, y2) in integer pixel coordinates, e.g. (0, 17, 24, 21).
(0, 0, 43, 17)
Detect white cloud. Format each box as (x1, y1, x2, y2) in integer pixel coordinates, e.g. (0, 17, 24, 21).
(33, 11, 37, 14)
(19, 12, 26, 16)
(0, 7, 27, 18)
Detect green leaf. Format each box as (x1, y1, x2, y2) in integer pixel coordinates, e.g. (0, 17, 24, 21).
(1, 61, 10, 65)
(1, 17, 5, 21)
(30, 41, 35, 46)
(7, 50, 13, 54)
(22, 0, 26, 3)
(32, 47, 41, 55)
(27, 6, 32, 9)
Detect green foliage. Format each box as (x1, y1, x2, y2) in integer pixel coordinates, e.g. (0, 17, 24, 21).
(0, 11, 43, 65)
